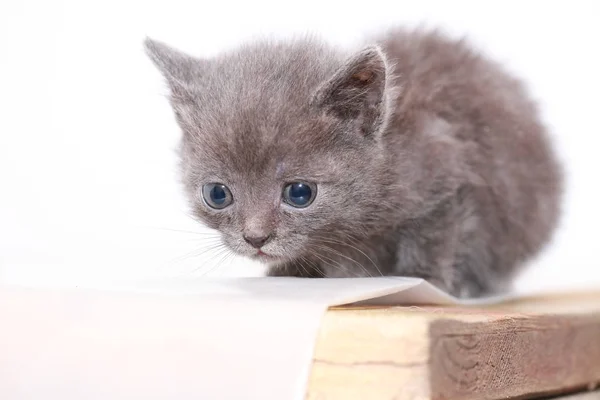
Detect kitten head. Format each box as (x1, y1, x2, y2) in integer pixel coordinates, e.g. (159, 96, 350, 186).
(145, 37, 397, 264)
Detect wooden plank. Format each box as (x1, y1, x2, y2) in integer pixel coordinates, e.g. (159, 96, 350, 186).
(306, 292, 600, 400)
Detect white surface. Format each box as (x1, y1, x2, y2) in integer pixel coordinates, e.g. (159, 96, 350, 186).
(1, 1, 600, 288)
(0, 277, 466, 400)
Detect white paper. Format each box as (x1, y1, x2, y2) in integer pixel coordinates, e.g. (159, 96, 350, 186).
(0, 277, 496, 400)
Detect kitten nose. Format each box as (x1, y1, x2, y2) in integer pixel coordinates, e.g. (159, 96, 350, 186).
(243, 233, 272, 249)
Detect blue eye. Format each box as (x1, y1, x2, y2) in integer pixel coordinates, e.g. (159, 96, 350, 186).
(283, 182, 316, 208)
(202, 183, 233, 209)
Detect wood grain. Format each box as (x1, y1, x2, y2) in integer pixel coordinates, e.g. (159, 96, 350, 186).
(306, 292, 600, 400)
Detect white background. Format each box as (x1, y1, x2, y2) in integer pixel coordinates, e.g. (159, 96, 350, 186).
(1, 0, 599, 292)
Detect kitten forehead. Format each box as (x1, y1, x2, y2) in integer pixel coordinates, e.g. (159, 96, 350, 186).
(275, 161, 285, 178)
(198, 39, 342, 111)
(211, 38, 340, 87)
(173, 40, 374, 179)
(190, 135, 355, 183)
(162, 38, 356, 166)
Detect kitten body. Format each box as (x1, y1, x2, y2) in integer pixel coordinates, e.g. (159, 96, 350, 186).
(146, 29, 562, 298)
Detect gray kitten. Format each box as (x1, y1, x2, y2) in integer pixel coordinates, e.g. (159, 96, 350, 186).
(145, 28, 562, 298)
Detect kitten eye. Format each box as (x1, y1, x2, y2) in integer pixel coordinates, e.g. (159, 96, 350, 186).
(202, 183, 233, 209)
(283, 182, 316, 208)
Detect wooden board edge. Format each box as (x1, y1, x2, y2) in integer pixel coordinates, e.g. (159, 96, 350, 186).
(429, 314, 600, 400)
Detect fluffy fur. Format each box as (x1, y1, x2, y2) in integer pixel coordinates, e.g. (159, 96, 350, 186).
(145, 29, 562, 298)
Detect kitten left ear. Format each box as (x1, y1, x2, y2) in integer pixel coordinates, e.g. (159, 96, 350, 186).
(144, 37, 203, 98)
(311, 46, 391, 138)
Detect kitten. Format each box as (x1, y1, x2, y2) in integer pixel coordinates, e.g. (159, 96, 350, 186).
(145, 28, 562, 298)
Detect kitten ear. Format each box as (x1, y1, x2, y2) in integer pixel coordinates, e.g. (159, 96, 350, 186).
(144, 37, 203, 97)
(312, 46, 391, 138)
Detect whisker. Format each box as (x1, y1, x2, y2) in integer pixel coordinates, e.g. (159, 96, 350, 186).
(167, 241, 227, 269)
(142, 226, 221, 237)
(195, 247, 231, 276)
(210, 247, 237, 277)
(312, 244, 373, 277)
(310, 250, 362, 278)
(296, 255, 313, 277)
(301, 255, 325, 277)
(311, 234, 384, 277)
(210, 249, 236, 277)
(180, 244, 228, 274)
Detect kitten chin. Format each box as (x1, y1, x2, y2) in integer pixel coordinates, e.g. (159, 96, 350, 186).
(145, 28, 562, 298)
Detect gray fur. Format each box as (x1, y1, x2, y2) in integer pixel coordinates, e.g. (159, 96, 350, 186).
(145, 29, 563, 298)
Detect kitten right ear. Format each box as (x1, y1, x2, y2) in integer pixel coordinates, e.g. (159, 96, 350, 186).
(144, 37, 203, 97)
(311, 46, 391, 138)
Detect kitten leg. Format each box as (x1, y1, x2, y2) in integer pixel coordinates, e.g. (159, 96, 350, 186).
(394, 190, 505, 298)
(447, 186, 514, 298)
(450, 238, 511, 298)
(393, 231, 493, 298)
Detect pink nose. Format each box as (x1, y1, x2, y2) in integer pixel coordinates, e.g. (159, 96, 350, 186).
(243, 234, 272, 249)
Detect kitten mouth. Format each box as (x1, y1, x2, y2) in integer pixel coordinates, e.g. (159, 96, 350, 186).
(254, 250, 277, 261)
